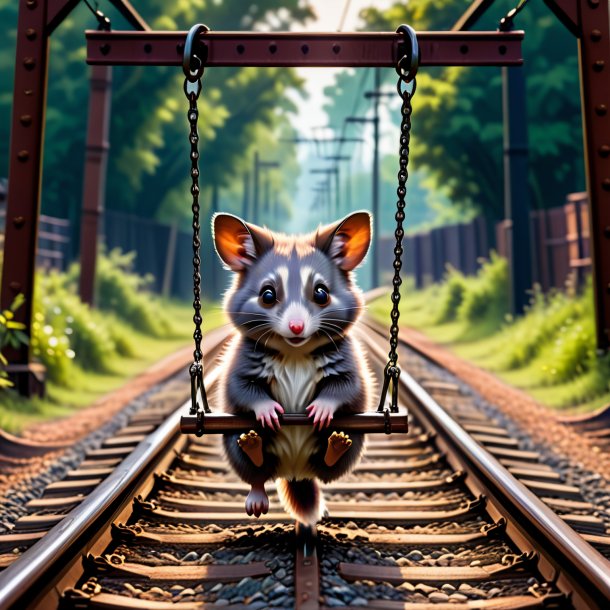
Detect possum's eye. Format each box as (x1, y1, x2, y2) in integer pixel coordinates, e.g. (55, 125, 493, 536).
(313, 284, 330, 306)
(259, 285, 277, 306)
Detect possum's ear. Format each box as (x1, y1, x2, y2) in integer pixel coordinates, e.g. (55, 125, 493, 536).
(316, 211, 372, 271)
(212, 214, 274, 272)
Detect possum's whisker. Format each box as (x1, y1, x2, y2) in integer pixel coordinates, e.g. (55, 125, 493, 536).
(236, 320, 271, 330)
(320, 322, 346, 337)
(319, 329, 340, 352)
(254, 328, 274, 352)
(320, 326, 347, 341)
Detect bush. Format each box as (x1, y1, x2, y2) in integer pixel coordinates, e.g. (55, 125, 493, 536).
(457, 253, 508, 324)
(85, 249, 173, 337)
(434, 267, 467, 323)
(0, 295, 29, 390)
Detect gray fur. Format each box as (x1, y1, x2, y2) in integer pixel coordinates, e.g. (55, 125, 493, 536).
(214, 212, 374, 523)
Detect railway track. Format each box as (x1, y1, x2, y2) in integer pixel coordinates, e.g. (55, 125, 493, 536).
(0, 323, 608, 609)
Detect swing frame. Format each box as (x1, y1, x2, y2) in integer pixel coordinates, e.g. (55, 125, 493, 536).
(0, 0, 527, 400)
(171, 23, 518, 437)
(88, 24, 523, 437)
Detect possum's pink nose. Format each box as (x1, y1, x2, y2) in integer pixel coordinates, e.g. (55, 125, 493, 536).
(288, 320, 304, 335)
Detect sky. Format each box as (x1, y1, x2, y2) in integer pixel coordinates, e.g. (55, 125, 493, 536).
(284, 0, 398, 241)
(290, 0, 397, 137)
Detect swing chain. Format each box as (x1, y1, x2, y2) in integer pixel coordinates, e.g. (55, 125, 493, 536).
(377, 24, 418, 416)
(184, 24, 211, 421)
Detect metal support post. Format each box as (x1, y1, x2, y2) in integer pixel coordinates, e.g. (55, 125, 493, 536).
(372, 67, 381, 288)
(79, 64, 112, 306)
(253, 151, 259, 225)
(242, 172, 250, 219)
(1, 0, 51, 396)
(545, 0, 610, 350)
(502, 64, 532, 315)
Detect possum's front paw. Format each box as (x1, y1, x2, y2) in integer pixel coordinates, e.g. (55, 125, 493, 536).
(246, 483, 269, 517)
(306, 398, 339, 430)
(253, 400, 284, 430)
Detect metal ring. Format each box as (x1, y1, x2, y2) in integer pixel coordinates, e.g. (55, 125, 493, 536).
(395, 24, 419, 83)
(183, 23, 210, 82)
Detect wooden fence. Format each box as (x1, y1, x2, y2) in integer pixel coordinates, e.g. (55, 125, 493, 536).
(0, 206, 70, 271)
(380, 192, 591, 291)
(496, 192, 591, 291)
(379, 216, 491, 288)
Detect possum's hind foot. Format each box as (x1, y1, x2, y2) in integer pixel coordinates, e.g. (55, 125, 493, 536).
(245, 483, 269, 517)
(237, 430, 264, 467)
(324, 431, 353, 467)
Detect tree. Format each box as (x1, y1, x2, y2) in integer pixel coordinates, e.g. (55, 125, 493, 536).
(323, 0, 585, 222)
(0, 0, 313, 248)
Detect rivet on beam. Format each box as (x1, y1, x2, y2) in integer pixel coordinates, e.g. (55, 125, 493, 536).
(593, 60, 605, 72)
(591, 29, 602, 42)
(17, 150, 29, 162)
(595, 104, 607, 116)
(25, 28, 37, 40)
(602, 178, 610, 191)
(20, 114, 32, 126)
(26, 0, 38, 9)
(605, 225, 610, 238)
(100, 44, 111, 56)
(23, 57, 36, 70)
(9, 282, 21, 292)
(589, 0, 600, 7)
(24, 89, 33, 96)
(13, 216, 26, 229)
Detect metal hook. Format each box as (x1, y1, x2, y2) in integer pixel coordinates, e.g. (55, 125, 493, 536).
(395, 24, 419, 84)
(189, 361, 211, 418)
(183, 23, 210, 83)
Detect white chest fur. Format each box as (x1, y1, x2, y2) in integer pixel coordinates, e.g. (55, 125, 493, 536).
(262, 353, 323, 413)
(261, 353, 323, 480)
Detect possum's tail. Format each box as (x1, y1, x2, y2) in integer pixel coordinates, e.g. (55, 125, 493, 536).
(276, 478, 326, 525)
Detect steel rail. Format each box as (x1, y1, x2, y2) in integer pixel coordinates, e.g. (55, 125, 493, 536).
(85, 30, 524, 67)
(0, 345, 226, 610)
(2, 321, 609, 608)
(362, 326, 610, 610)
(0, 400, 192, 610)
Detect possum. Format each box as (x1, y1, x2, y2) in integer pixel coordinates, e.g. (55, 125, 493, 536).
(212, 211, 374, 525)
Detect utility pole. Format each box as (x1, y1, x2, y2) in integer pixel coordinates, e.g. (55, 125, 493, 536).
(323, 156, 350, 216)
(252, 152, 279, 225)
(253, 152, 259, 224)
(311, 168, 339, 218)
(242, 172, 250, 219)
(346, 105, 381, 287)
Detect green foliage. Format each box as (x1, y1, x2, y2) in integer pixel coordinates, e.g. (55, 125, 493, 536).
(324, 0, 585, 220)
(30, 248, 179, 384)
(456, 254, 508, 325)
(371, 267, 609, 409)
(0, 294, 28, 389)
(0, 0, 311, 242)
(434, 267, 467, 323)
(93, 249, 173, 337)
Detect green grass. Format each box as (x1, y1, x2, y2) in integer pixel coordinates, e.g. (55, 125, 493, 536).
(369, 261, 610, 414)
(0, 299, 227, 433)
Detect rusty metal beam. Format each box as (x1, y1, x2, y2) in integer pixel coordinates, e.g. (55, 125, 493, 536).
(1, 0, 52, 396)
(46, 0, 80, 35)
(86, 30, 524, 67)
(572, 0, 610, 350)
(544, 0, 579, 37)
(79, 64, 112, 306)
(544, 0, 610, 350)
(452, 0, 497, 32)
(107, 0, 150, 31)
